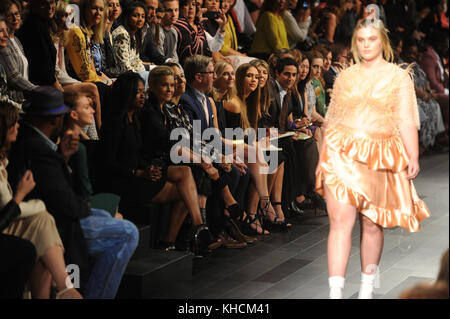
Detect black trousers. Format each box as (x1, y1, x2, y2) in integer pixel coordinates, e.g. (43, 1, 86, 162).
(206, 166, 241, 237)
(0, 234, 36, 299)
(292, 137, 319, 196)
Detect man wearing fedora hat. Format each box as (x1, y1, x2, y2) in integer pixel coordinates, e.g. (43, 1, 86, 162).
(6, 86, 139, 299)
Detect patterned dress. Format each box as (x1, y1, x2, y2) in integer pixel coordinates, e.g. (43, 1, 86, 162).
(112, 25, 146, 72)
(316, 63, 430, 232)
(411, 64, 445, 148)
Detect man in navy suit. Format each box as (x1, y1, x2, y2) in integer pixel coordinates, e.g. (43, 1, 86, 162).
(180, 55, 216, 133)
(179, 56, 253, 247)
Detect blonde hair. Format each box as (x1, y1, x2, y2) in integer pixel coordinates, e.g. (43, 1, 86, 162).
(79, 0, 107, 44)
(351, 19, 394, 64)
(149, 65, 174, 86)
(212, 61, 237, 102)
(51, 0, 69, 45)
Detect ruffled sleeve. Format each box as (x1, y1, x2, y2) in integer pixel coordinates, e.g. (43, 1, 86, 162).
(324, 69, 345, 127)
(396, 66, 420, 131)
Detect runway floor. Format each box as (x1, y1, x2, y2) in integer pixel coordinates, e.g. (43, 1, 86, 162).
(134, 152, 449, 299)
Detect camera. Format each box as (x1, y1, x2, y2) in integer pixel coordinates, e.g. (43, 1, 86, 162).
(204, 11, 220, 20)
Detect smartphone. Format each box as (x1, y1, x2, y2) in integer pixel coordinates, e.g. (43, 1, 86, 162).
(204, 11, 220, 20)
(303, 1, 309, 8)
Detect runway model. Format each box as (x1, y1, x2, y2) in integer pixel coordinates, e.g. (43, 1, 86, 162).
(315, 17, 431, 299)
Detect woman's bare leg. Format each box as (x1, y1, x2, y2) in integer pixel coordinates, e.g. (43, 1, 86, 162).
(359, 215, 384, 274)
(314, 127, 323, 153)
(29, 260, 51, 299)
(325, 185, 357, 277)
(166, 200, 189, 243)
(152, 166, 202, 226)
(271, 163, 288, 223)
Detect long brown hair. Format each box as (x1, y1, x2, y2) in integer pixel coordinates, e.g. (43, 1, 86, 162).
(249, 59, 271, 118)
(0, 100, 19, 160)
(235, 64, 260, 130)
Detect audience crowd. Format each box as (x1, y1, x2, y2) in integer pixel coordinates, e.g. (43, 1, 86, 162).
(0, 0, 448, 299)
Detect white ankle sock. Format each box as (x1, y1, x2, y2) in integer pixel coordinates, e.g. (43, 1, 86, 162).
(358, 272, 376, 299)
(329, 276, 345, 299)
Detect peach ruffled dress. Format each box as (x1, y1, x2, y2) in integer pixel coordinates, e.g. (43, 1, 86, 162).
(316, 62, 430, 232)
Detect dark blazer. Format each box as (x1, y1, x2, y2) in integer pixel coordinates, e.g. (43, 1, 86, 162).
(140, 28, 168, 65)
(324, 66, 338, 105)
(179, 85, 214, 133)
(16, 14, 57, 86)
(101, 31, 127, 78)
(268, 80, 306, 129)
(7, 123, 91, 285)
(140, 98, 173, 163)
(98, 113, 149, 187)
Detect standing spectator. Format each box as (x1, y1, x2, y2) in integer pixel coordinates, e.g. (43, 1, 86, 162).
(249, 0, 290, 61)
(0, 1, 38, 104)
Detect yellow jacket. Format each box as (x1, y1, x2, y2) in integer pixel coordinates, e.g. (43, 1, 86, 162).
(249, 12, 289, 55)
(220, 16, 238, 55)
(65, 26, 100, 83)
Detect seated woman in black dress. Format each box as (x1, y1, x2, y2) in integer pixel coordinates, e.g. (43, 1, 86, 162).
(213, 61, 291, 234)
(98, 71, 214, 256)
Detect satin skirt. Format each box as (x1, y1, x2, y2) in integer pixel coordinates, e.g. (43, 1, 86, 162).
(316, 125, 430, 232)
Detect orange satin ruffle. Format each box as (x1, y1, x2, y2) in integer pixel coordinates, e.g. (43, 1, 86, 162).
(316, 125, 430, 233)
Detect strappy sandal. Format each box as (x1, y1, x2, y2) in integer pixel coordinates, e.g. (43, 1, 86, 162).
(271, 202, 292, 228)
(241, 212, 269, 235)
(258, 197, 289, 232)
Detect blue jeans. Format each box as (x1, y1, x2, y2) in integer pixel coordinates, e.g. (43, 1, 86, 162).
(80, 209, 138, 299)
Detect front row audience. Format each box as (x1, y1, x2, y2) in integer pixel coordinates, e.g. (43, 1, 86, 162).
(0, 0, 448, 299)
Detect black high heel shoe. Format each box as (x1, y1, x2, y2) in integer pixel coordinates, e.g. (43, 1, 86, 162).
(271, 202, 292, 229)
(240, 212, 269, 235)
(191, 224, 214, 258)
(258, 197, 289, 232)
